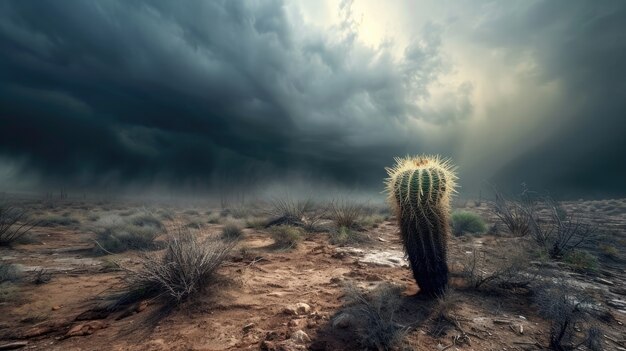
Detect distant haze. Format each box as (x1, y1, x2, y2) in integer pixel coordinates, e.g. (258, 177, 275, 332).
(1, 1, 625, 199)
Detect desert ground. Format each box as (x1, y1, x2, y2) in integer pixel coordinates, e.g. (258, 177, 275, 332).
(0, 194, 625, 351)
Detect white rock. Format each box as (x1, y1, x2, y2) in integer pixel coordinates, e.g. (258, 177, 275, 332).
(291, 330, 310, 344)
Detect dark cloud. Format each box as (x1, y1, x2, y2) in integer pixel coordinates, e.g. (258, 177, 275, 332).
(0, 0, 624, 198)
(476, 1, 626, 198)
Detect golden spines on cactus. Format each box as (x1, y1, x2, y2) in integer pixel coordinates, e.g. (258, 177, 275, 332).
(385, 155, 457, 297)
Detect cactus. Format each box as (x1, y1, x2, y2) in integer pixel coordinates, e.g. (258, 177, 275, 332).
(385, 155, 457, 297)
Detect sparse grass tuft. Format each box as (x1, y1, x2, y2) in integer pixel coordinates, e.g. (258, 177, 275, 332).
(129, 213, 164, 229)
(207, 213, 222, 224)
(451, 211, 486, 236)
(184, 218, 206, 229)
(92, 214, 163, 254)
(0, 262, 21, 283)
(358, 214, 386, 228)
(244, 216, 267, 230)
(330, 226, 370, 246)
(0, 262, 21, 303)
(269, 225, 302, 249)
(221, 223, 243, 241)
(337, 283, 408, 351)
(32, 268, 51, 285)
(599, 243, 619, 261)
(112, 227, 234, 308)
(267, 197, 313, 225)
(328, 199, 365, 230)
(563, 250, 598, 273)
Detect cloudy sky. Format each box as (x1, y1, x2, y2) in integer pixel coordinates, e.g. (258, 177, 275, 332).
(0, 0, 624, 198)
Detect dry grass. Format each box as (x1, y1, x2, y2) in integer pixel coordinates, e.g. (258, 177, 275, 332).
(491, 187, 533, 236)
(269, 225, 302, 250)
(221, 223, 243, 241)
(330, 226, 370, 246)
(328, 199, 365, 230)
(92, 213, 164, 254)
(112, 227, 234, 308)
(0, 203, 37, 246)
(336, 283, 409, 351)
(461, 250, 536, 290)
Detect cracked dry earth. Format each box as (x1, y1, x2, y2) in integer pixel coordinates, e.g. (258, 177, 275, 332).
(0, 199, 625, 350)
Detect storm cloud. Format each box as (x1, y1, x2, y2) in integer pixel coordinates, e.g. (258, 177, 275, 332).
(0, 0, 624, 198)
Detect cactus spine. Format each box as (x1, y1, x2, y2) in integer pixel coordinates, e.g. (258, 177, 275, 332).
(385, 155, 457, 297)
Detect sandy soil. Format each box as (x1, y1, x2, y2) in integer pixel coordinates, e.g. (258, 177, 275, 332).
(0, 198, 625, 350)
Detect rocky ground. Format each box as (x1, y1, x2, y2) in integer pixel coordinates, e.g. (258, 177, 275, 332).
(0, 197, 625, 350)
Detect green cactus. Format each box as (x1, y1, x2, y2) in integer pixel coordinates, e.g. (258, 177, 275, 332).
(385, 155, 457, 297)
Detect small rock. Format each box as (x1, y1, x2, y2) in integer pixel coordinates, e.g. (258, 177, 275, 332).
(243, 323, 255, 332)
(377, 237, 387, 242)
(63, 321, 108, 339)
(136, 300, 148, 312)
(51, 305, 62, 311)
(290, 330, 310, 345)
(284, 303, 310, 315)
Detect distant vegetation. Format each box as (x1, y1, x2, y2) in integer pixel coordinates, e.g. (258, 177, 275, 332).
(92, 213, 164, 254)
(451, 211, 487, 236)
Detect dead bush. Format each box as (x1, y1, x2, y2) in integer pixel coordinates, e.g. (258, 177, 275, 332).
(534, 282, 603, 350)
(461, 250, 537, 290)
(112, 227, 234, 308)
(0, 203, 37, 246)
(490, 186, 534, 236)
(336, 283, 409, 351)
(529, 199, 599, 259)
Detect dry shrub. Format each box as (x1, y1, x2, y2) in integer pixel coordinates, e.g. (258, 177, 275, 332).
(529, 199, 599, 259)
(269, 225, 302, 249)
(0, 203, 36, 246)
(328, 199, 365, 230)
(451, 211, 487, 236)
(113, 227, 234, 308)
(330, 226, 370, 246)
(461, 250, 537, 290)
(93, 213, 164, 254)
(490, 186, 534, 236)
(267, 196, 312, 226)
(535, 282, 603, 351)
(337, 283, 408, 351)
(221, 223, 243, 241)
